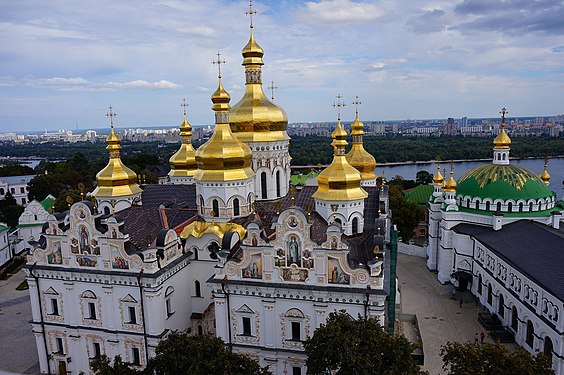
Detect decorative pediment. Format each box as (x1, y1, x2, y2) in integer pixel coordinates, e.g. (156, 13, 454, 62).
(120, 294, 138, 303)
(43, 287, 59, 295)
(236, 304, 254, 314)
(321, 225, 346, 250)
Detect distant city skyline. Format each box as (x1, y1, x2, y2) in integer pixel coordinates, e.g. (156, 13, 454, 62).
(1, 0, 563, 132)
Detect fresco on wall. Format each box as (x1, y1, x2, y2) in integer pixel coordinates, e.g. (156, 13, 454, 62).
(47, 241, 62, 264)
(282, 266, 308, 282)
(79, 226, 90, 254)
(76, 254, 97, 267)
(302, 249, 314, 269)
(328, 257, 350, 284)
(242, 254, 262, 279)
(286, 235, 301, 267)
(111, 245, 129, 269)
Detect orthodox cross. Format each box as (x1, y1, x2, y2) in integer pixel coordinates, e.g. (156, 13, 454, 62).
(181, 98, 188, 115)
(352, 96, 362, 116)
(332, 94, 346, 121)
(268, 81, 278, 101)
(450, 160, 454, 176)
(106, 105, 117, 128)
(212, 51, 226, 79)
(245, 0, 257, 29)
(500, 107, 507, 126)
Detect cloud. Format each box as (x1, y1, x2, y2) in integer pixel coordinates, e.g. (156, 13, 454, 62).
(20, 77, 182, 91)
(408, 9, 447, 33)
(300, 0, 386, 25)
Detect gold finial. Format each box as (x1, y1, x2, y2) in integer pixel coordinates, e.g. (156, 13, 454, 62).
(352, 96, 362, 116)
(381, 170, 386, 185)
(106, 105, 117, 128)
(540, 155, 551, 185)
(450, 160, 454, 175)
(181, 98, 188, 115)
(275, 200, 281, 215)
(332, 94, 346, 121)
(212, 51, 226, 79)
(500, 107, 507, 127)
(78, 182, 85, 201)
(66, 195, 73, 208)
(245, 0, 257, 29)
(268, 81, 278, 101)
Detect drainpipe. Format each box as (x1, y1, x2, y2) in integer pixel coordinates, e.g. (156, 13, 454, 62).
(387, 225, 398, 334)
(29, 262, 52, 375)
(136, 270, 149, 365)
(364, 285, 371, 319)
(220, 277, 232, 352)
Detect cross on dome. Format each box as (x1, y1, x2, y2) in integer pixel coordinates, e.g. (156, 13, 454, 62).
(332, 94, 346, 121)
(352, 96, 362, 116)
(245, 0, 257, 29)
(500, 107, 508, 127)
(212, 51, 226, 79)
(181, 98, 189, 115)
(106, 105, 117, 128)
(268, 81, 278, 101)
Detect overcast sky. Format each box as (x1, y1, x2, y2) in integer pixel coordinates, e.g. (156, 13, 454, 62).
(1, 0, 563, 132)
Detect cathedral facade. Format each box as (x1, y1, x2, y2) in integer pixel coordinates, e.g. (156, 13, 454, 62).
(24, 14, 390, 375)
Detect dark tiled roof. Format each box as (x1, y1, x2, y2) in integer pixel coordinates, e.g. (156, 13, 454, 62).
(453, 220, 564, 300)
(141, 184, 197, 209)
(145, 164, 171, 178)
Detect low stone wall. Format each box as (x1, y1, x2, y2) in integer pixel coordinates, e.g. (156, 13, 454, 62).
(398, 242, 426, 257)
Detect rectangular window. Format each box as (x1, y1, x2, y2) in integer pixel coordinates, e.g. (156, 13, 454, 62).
(10, 188, 15, 194)
(292, 367, 302, 375)
(51, 299, 59, 316)
(55, 337, 64, 354)
(88, 302, 97, 319)
(132, 347, 141, 365)
(128, 306, 137, 324)
(242, 317, 251, 336)
(21, 197, 26, 205)
(291, 322, 301, 341)
(20, 187, 25, 194)
(166, 299, 172, 317)
(93, 342, 101, 359)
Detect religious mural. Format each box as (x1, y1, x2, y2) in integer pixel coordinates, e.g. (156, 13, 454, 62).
(91, 239, 100, 256)
(242, 254, 262, 279)
(302, 249, 314, 269)
(79, 226, 90, 254)
(111, 245, 129, 270)
(76, 255, 98, 267)
(287, 235, 301, 267)
(328, 257, 350, 284)
(70, 238, 79, 254)
(47, 241, 62, 264)
(282, 266, 308, 282)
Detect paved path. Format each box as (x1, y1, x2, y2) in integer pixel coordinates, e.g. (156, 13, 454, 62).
(397, 253, 492, 375)
(0, 269, 39, 374)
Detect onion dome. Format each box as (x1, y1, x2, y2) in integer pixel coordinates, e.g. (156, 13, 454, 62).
(443, 166, 457, 193)
(312, 121, 368, 201)
(493, 113, 511, 149)
(168, 112, 197, 178)
(194, 79, 255, 182)
(539, 159, 550, 185)
(229, 30, 289, 143)
(345, 111, 377, 181)
(93, 128, 142, 197)
(433, 163, 444, 185)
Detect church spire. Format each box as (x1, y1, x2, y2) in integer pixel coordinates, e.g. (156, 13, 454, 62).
(346, 96, 377, 185)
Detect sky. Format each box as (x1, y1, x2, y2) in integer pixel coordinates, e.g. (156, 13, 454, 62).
(0, 0, 563, 132)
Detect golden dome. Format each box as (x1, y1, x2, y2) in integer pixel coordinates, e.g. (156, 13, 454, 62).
(493, 114, 511, 149)
(312, 121, 368, 201)
(194, 79, 255, 182)
(539, 160, 550, 185)
(229, 30, 289, 143)
(93, 128, 142, 197)
(443, 165, 457, 193)
(168, 113, 197, 178)
(345, 112, 377, 180)
(433, 163, 444, 185)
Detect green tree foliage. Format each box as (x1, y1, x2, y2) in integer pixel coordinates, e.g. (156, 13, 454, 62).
(440, 342, 554, 375)
(304, 312, 420, 375)
(0, 164, 34, 177)
(388, 185, 424, 241)
(0, 192, 24, 228)
(90, 332, 271, 375)
(416, 170, 433, 185)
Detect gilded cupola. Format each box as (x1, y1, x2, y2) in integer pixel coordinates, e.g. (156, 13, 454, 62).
(443, 162, 457, 193)
(93, 107, 142, 199)
(345, 98, 376, 182)
(493, 108, 511, 149)
(433, 163, 444, 186)
(168, 100, 197, 179)
(539, 158, 550, 185)
(194, 74, 255, 182)
(229, 22, 289, 143)
(312, 120, 368, 201)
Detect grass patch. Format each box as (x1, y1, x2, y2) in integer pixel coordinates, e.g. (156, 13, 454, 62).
(16, 280, 29, 290)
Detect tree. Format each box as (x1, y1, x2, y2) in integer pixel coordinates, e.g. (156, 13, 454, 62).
(91, 332, 271, 375)
(388, 185, 424, 242)
(0, 192, 24, 228)
(304, 311, 420, 375)
(415, 170, 433, 185)
(440, 341, 554, 375)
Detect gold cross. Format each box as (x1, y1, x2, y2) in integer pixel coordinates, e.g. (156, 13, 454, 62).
(181, 98, 188, 115)
(268, 81, 278, 101)
(106, 105, 117, 128)
(212, 51, 226, 79)
(352, 96, 362, 116)
(332, 94, 346, 121)
(245, 0, 257, 29)
(450, 160, 454, 176)
(500, 107, 508, 126)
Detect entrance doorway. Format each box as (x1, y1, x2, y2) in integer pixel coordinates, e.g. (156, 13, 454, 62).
(58, 360, 67, 375)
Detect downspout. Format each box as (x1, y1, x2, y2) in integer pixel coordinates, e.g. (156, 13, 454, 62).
(29, 262, 52, 375)
(136, 270, 149, 365)
(387, 225, 398, 334)
(364, 285, 371, 319)
(220, 277, 232, 352)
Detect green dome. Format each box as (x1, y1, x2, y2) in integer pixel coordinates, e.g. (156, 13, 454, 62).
(456, 164, 553, 201)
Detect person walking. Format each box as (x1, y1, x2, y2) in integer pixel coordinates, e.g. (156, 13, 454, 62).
(480, 331, 485, 344)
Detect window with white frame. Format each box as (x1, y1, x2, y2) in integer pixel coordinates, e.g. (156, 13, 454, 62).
(285, 308, 305, 342)
(43, 287, 62, 320)
(54, 337, 64, 355)
(132, 347, 141, 365)
(81, 290, 99, 322)
(120, 294, 141, 328)
(165, 286, 175, 318)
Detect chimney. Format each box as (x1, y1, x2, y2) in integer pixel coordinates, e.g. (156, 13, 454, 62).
(493, 213, 503, 231)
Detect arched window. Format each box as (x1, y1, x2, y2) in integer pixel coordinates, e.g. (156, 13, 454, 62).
(477, 274, 482, 295)
(475, 200, 479, 209)
(194, 280, 201, 297)
(519, 202, 523, 212)
(466, 199, 470, 207)
(544, 337, 554, 364)
(507, 202, 513, 212)
(498, 293, 505, 318)
(104, 206, 111, 215)
(197, 325, 203, 336)
(487, 284, 493, 305)
(212, 199, 219, 217)
(485, 201, 490, 211)
(526, 320, 534, 347)
(529, 202, 534, 211)
(199, 196, 205, 215)
(496, 202, 502, 212)
(0, 188, 4, 195)
(335, 218, 342, 225)
(233, 198, 240, 216)
(511, 306, 518, 331)
(276, 170, 281, 198)
(261, 172, 267, 199)
(352, 217, 359, 234)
